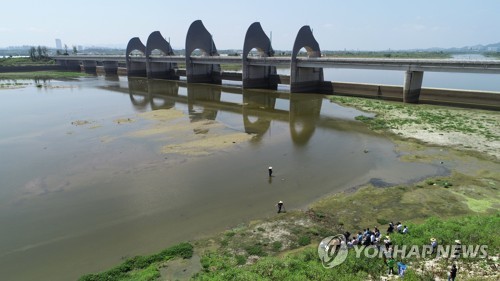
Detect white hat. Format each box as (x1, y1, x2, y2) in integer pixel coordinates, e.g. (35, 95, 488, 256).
(455, 240, 461, 244)
(278, 200, 283, 203)
(269, 166, 272, 169)
(430, 238, 436, 242)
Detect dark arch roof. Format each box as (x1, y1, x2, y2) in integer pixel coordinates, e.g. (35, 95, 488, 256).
(185, 20, 218, 57)
(146, 31, 174, 57)
(243, 22, 273, 58)
(126, 37, 146, 59)
(292, 26, 321, 59)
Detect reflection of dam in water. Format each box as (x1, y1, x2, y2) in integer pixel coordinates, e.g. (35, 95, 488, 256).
(119, 78, 332, 145)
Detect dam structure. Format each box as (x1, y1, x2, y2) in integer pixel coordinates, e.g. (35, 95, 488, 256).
(53, 20, 500, 110)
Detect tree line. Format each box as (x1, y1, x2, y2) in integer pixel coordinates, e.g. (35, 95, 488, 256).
(29, 46, 49, 61)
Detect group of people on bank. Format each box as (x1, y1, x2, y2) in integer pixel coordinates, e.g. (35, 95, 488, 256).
(341, 221, 459, 280)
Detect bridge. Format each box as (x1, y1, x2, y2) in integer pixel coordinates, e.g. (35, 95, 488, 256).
(53, 20, 500, 108)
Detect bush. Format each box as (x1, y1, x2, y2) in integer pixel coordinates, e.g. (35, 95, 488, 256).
(235, 255, 247, 265)
(298, 236, 311, 246)
(245, 244, 267, 256)
(272, 241, 283, 251)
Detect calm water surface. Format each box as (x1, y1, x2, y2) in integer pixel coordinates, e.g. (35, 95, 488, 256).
(1, 76, 446, 280)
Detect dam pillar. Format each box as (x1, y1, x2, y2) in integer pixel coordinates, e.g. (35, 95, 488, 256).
(185, 20, 221, 84)
(82, 61, 97, 74)
(103, 61, 118, 75)
(126, 37, 147, 77)
(57, 59, 81, 71)
(290, 26, 324, 93)
(242, 22, 277, 90)
(146, 31, 179, 80)
(403, 70, 424, 103)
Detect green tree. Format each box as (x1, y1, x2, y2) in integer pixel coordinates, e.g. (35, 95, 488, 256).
(36, 45, 43, 59)
(72, 46, 78, 55)
(29, 46, 36, 61)
(41, 46, 48, 59)
(64, 44, 68, 55)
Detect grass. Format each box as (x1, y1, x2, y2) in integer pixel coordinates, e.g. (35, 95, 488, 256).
(193, 215, 499, 280)
(0, 71, 90, 80)
(331, 96, 500, 142)
(78, 242, 193, 281)
(0, 57, 55, 66)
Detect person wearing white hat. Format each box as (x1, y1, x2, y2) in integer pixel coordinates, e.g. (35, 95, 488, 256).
(276, 200, 284, 213)
(452, 240, 462, 259)
(430, 238, 438, 254)
(268, 166, 273, 177)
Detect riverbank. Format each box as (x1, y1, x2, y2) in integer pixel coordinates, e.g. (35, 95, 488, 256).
(0, 71, 90, 80)
(77, 95, 499, 280)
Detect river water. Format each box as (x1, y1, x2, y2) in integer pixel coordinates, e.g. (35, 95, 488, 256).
(0, 74, 473, 280)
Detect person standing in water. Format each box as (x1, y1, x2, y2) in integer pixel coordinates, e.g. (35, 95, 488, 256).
(276, 201, 284, 213)
(268, 166, 273, 177)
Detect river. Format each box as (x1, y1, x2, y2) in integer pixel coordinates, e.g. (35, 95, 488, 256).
(0, 71, 490, 280)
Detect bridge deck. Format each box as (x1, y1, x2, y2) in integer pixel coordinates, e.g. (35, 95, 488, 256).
(53, 55, 500, 74)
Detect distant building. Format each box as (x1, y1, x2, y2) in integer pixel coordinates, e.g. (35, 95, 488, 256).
(487, 47, 498, 52)
(55, 39, 62, 49)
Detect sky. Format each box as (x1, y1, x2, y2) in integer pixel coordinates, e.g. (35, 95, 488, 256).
(1, 0, 499, 51)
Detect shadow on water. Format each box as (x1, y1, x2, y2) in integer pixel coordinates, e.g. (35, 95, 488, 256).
(127, 78, 331, 146)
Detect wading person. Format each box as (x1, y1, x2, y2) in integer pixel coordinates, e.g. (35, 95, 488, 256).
(276, 200, 284, 213)
(268, 166, 273, 177)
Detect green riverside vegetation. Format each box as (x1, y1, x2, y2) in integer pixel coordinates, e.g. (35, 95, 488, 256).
(0, 70, 92, 81)
(193, 215, 498, 281)
(0, 56, 54, 66)
(0, 71, 89, 80)
(79, 242, 193, 281)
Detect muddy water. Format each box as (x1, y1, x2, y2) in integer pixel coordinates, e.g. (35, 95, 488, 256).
(0, 77, 444, 281)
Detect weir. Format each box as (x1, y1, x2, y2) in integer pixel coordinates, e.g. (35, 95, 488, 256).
(51, 20, 500, 109)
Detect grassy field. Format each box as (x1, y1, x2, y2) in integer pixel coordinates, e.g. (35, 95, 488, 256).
(329, 96, 500, 159)
(0, 57, 55, 66)
(0, 71, 89, 80)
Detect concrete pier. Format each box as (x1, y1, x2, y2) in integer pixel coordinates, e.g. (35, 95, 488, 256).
(290, 26, 324, 93)
(185, 20, 221, 84)
(403, 71, 424, 103)
(242, 22, 277, 90)
(103, 61, 118, 75)
(126, 37, 147, 77)
(146, 31, 179, 80)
